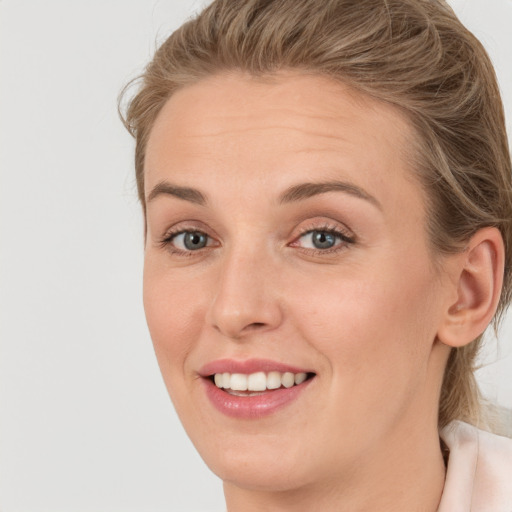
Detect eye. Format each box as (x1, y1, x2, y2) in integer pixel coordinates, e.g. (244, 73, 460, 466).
(169, 231, 211, 251)
(293, 228, 354, 252)
(302, 230, 339, 249)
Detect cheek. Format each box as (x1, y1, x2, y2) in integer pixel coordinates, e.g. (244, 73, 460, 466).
(290, 258, 439, 400)
(142, 257, 207, 383)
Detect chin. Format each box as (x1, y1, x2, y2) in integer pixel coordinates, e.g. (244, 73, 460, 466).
(185, 422, 330, 493)
(211, 450, 313, 493)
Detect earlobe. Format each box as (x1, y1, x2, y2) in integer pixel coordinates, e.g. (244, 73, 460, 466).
(437, 227, 504, 348)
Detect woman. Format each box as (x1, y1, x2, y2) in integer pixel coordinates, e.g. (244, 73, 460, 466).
(121, 0, 512, 509)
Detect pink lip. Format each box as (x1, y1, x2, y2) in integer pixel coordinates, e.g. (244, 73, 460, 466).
(199, 358, 312, 376)
(198, 358, 315, 420)
(202, 379, 312, 419)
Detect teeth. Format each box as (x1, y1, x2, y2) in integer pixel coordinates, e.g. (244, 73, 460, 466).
(214, 373, 223, 387)
(295, 372, 307, 385)
(267, 371, 282, 390)
(247, 372, 267, 391)
(213, 371, 309, 391)
(281, 372, 295, 388)
(230, 373, 248, 391)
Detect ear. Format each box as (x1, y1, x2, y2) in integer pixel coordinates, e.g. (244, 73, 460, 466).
(437, 227, 505, 348)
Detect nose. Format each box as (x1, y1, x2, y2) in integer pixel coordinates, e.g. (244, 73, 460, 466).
(207, 246, 283, 339)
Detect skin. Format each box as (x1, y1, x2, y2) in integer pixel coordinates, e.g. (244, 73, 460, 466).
(142, 72, 459, 511)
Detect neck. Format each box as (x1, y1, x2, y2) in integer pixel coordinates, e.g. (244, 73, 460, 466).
(224, 420, 446, 512)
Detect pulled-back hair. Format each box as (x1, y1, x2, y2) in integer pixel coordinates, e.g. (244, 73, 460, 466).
(120, 0, 512, 429)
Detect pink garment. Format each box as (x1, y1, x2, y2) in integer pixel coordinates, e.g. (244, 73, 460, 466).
(438, 420, 512, 511)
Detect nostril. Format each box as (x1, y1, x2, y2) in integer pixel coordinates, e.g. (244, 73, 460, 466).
(246, 322, 266, 330)
(237, 322, 268, 335)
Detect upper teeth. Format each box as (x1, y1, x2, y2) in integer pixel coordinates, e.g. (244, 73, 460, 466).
(213, 371, 308, 391)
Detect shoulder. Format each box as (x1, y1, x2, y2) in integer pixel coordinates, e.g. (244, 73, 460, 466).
(438, 420, 512, 512)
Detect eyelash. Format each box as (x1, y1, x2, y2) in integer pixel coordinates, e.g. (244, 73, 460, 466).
(292, 224, 356, 255)
(158, 226, 215, 257)
(158, 223, 356, 257)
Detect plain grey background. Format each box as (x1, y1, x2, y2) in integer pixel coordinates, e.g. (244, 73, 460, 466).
(1, 1, 511, 510)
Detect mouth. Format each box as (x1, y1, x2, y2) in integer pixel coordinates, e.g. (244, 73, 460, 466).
(208, 371, 315, 396)
(199, 359, 316, 419)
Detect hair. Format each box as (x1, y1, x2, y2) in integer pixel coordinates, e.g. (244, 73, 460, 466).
(120, 0, 512, 429)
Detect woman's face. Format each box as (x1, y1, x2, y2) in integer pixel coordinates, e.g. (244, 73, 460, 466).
(143, 73, 453, 491)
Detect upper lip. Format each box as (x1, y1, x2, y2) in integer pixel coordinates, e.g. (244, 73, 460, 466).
(199, 358, 314, 377)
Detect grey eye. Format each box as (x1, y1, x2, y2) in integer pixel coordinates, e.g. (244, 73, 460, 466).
(312, 231, 336, 249)
(301, 230, 338, 249)
(173, 231, 209, 251)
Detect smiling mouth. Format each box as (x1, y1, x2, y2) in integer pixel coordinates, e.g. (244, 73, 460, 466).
(209, 371, 316, 396)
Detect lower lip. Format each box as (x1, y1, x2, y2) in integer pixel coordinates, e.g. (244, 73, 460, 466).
(202, 377, 313, 419)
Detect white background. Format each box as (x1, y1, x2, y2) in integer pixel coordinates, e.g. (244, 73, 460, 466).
(1, 1, 511, 511)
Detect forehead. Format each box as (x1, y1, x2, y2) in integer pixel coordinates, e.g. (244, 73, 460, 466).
(144, 71, 422, 218)
(147, 71, 413, 151)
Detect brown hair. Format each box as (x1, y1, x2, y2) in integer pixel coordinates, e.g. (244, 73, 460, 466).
(120, 0, 512, 428)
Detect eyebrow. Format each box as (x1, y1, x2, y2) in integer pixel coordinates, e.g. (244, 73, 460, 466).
(146, 179, 381, 210)
(147, 181, 207, 205)
(279, 181, 382, 210)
